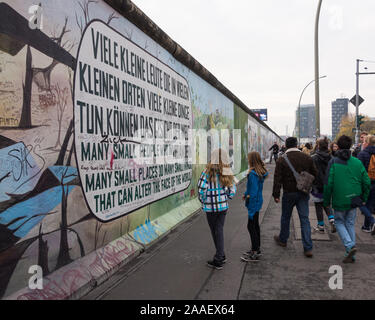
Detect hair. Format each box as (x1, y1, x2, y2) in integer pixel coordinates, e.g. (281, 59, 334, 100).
(316, 137, 329, 151)
(360, 131, 368, 137)
(329, 142, 338, 153)
(205, 149, 234, 187)
(247, 151, 268, 178)
(285, 137, 298, 149)
(305, 142, 312, 150)
(365, 134, 375, 146)
(337, 135, 352, 150)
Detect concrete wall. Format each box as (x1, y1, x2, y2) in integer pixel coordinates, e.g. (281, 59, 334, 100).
(0, 0, 282, 299)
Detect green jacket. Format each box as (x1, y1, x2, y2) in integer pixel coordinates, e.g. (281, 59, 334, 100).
(323, 149, 370, 211)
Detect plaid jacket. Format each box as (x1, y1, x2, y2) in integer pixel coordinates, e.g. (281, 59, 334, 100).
(197, 170, 236, 213)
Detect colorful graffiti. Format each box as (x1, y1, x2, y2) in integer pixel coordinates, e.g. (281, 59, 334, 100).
(0, 0, 282, 299)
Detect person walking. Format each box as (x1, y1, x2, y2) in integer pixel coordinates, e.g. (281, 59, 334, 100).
(329, 142, 338, 157)
(311, 137, 336, 233)
(323, 135, 371, 263)
(357, 134, 375, 235)
(269, 142, 279, 163)
(302, 142, 313, 155)
(197, 148, 237, 270)
(241, 151, 268, 262)
(352, 131, 368, 158)
(272, 137, 317, 257)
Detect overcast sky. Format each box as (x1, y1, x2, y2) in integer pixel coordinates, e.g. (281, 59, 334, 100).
(131, 0, 375, 137)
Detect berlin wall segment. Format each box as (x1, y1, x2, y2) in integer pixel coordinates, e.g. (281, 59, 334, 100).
(0, 0, 281, 299)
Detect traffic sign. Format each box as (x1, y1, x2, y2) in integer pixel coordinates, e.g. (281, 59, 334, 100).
(350, 95, 364, 106)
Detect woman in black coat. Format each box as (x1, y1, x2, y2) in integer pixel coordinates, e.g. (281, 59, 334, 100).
(311, 137, 336, 233)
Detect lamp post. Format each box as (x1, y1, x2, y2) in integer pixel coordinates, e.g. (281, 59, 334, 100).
(315, 0, 323, 138)
(355, 59, 375, 143)
(298, 75, 327, 144)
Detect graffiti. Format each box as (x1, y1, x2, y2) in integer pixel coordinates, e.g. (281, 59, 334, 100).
(0, 0, 281, 300)
(133, 219, 166, 244)
(38, 92, 56, 108)
(88, 238, 136, 276)
(0, 118, 18, 126)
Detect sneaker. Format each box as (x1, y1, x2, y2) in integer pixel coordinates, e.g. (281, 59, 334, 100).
(241, 253, 260, 262)
(243, 250, 262, 257)
(274, 235, 287, 247)
(317, 224, 325, 233)
(343, 247, 357, 263)
(219, 256, 227, 264)
(361, 225, 371, 233)
(329, 220, 336, 233)
(207, 260, 223, 270)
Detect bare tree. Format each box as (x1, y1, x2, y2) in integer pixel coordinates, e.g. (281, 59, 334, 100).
(76, 0, 118, 36)
(53, 84, 69, 149)
(32, 17, 74, 92)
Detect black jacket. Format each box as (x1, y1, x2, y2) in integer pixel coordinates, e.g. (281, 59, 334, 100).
(358, 145, 375, 172)
(311, 150, 332, 193)
(269, 144, 279, 154)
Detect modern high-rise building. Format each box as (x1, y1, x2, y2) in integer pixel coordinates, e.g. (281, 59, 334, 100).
(331, 98, 349, 139)
(295, 104, 316, 139)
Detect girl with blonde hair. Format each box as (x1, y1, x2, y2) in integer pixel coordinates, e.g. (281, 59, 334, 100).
(241, 151, 268, 262)
(197, 148, 237, 270)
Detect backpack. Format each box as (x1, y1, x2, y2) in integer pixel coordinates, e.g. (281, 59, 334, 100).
(283, 154, 315, 195)
(368, 154, 375, 180)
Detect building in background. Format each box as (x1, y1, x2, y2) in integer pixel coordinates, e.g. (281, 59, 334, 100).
(294, 104, 316, 140)
(331, 98, 349, 140)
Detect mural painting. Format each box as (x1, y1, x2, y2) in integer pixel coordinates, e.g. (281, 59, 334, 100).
(0, 0, 282, 299)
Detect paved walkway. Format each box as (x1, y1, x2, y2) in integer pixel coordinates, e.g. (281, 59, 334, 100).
(82, 164, 375, 300)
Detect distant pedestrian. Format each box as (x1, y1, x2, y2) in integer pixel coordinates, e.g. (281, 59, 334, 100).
(352, 131, 368, 158)
(241, 151, 268, 262)
(311, 137, 335, 233)
(329, 142, 338, 157)
(302, 142, 313, 155)
(268, 142, 279, 163)
(272, 137, 317, 258)
(323, 135, 371, 263)
(197, 148, 237, 270)
(357, 134, 375, 235)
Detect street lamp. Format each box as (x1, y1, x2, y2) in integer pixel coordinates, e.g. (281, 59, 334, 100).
(355, 59, 375, 143)
(298, 75, 327, 144)
(315, 0, 323, 138)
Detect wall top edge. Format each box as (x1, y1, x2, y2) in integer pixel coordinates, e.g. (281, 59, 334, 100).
(103, 0, 283, 141)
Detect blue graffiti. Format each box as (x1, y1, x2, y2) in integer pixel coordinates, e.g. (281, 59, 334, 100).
(0, 185, 76, 238)
(133, 218, 166, 244)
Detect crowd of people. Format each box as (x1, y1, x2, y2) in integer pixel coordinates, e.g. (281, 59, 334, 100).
(197, 133, 375, 270)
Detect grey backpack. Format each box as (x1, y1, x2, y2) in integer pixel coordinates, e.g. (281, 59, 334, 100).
(283, 154, 315, 194)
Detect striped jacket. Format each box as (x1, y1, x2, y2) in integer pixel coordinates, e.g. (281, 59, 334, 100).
(197, 170, 236, 213)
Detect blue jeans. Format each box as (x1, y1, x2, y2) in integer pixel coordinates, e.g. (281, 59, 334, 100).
(361, 183, 375, 228)
(280, 192, 313, 251)
(334, 209, 356, 250)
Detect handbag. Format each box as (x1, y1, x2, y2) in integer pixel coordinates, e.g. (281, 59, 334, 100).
(283, 154, 315, 195)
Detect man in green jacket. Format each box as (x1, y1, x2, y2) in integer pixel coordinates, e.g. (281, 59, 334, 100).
(324, 135, 370, 263)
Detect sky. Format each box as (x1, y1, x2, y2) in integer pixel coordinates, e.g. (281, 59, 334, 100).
(131, 0, 375, 138)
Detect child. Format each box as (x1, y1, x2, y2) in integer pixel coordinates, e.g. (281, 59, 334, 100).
(197, 148, 236, 270)
(241, 151, 268, 262)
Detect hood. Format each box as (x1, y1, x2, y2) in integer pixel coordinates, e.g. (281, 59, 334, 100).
(315, 150, 331, 163)
(364, 145, 375, 155)
(336, 149, 351, 161)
